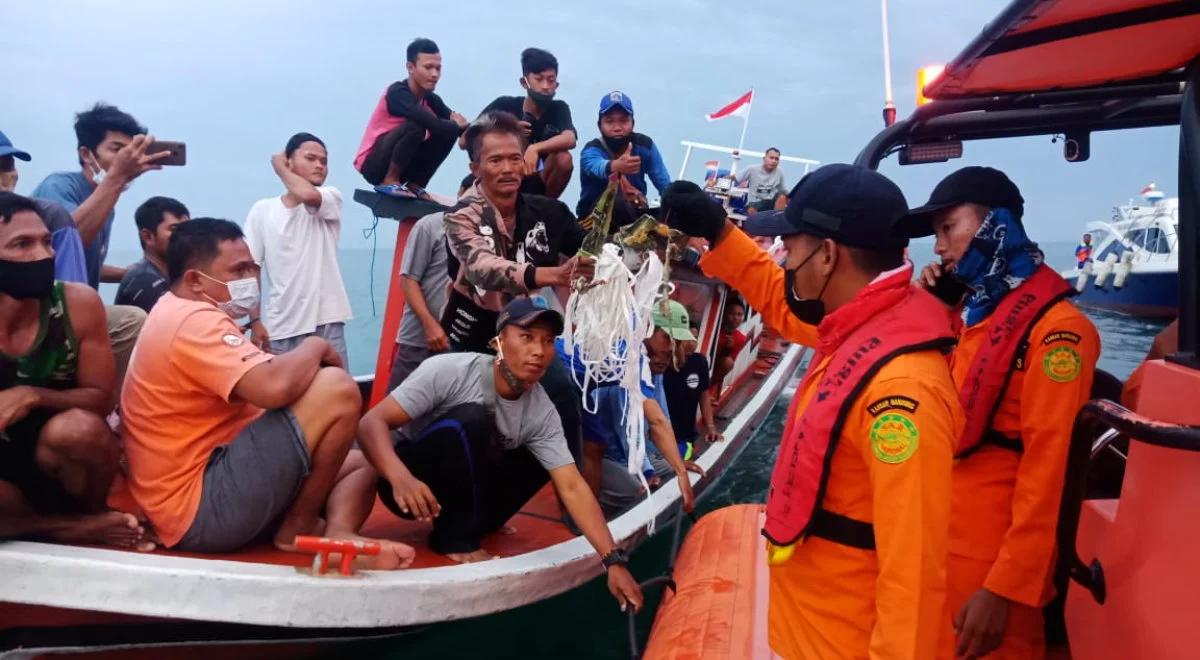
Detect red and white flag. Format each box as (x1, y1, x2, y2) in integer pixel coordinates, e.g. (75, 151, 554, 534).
(706, 89, 753, 122)
(1140, 183, 1157, 195)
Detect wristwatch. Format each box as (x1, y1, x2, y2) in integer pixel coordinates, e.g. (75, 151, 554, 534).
(601, 548, 630, 570)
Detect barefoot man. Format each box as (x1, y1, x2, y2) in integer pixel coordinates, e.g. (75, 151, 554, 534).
(0, 192, 151, 549)
(119, 218, 412, 568)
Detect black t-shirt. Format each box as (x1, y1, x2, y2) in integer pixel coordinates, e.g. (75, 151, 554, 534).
(481, 96, 575, 144)
(663, 353, 711, 444)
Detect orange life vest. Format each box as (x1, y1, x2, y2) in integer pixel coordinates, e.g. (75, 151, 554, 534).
(762, 269, 957, 548)
(955, 265, 1075, 456)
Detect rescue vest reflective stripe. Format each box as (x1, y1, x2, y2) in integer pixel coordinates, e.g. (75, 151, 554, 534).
(762, 275, 957, 548)
(956, 265, 1075, 457)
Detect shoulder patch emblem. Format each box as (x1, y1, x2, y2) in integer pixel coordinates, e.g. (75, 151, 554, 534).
(1042, 330, 1082, 346)
(866, 395, 920, 417)
(222, 334, 245, 347)
(870, 412, 919, 464)
(1043, 346, 1082, 383)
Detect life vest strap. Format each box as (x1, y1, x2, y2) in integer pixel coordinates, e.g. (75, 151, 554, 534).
(809, 508, 876, 551)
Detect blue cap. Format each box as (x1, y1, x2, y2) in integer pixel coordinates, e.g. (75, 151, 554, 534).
(599, 91, 634, 117)
(743, 164, 910, 251)
(0, 131, 31, 161)
(496, 296, 565, 335)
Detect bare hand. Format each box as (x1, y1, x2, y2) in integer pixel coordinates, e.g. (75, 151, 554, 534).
(703, 424, 724, 443)
(250, 320, 271, 351)
(917, 261, 945, 290)
(517, 120, 534, 138)
(392, 474, 441, 521)
(618, 176, 647, 208)
(954, 588, 1010, 659)
(560, 255, 596, 285)
(675, 466, 700, 513)
(523, 147, 540, 177)
(270, 153, 289, 177)
(450, 111, 469, 128)
(606, 564, 643, 613)
(610, 143, 641, 176)
(425, 323, 450, 353)
(0, 386, 39, 431)
(106, 135, 168, 184)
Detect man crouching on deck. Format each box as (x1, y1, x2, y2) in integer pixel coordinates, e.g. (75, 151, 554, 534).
(358, 298, 644, 612)
(119, 218, 413, 568)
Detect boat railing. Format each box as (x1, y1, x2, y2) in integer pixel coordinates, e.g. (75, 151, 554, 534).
(677, 140, 820, 179)
(1056, 399, 1200, 606)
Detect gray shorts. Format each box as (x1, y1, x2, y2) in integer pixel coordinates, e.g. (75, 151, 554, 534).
(387, 342, 435, 391)
(174, 408, 310, 553)
(270, 323, 349, 370)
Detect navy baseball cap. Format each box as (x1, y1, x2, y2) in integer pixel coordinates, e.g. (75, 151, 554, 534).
(743, 163, 910, 251)
(599, 91, 634, 117)
(0, 131, 31, 161)
(896, 166, 1025, 238)
(496, 297, 565, 335)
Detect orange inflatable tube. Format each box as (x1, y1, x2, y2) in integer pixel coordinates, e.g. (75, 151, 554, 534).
(644, 504, 775, 660)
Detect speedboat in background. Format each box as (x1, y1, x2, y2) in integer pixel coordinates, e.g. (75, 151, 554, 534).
(1065, 184, 1178, 318)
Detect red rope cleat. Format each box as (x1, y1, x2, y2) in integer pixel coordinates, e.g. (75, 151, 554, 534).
(294, 536, 382, 576)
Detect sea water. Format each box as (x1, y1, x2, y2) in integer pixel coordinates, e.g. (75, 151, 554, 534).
(101, 240, 1164, 659)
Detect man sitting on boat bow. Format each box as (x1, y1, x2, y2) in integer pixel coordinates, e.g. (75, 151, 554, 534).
(0, 192, 154, 550)
(358, 298, 644, 611)
(661, 165, 963, 660)
(119, 219, 413, 569)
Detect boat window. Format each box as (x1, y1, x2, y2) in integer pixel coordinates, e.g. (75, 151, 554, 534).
(1096, 242, 1126, 262)
(1128, 227, 1172, 254)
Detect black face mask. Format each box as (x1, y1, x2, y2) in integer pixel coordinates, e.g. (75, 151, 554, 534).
(527, 89, 555, 108)
(603, 134, 632, 155)
(0, 257, 54, 300)
(784, 245, 832, 325)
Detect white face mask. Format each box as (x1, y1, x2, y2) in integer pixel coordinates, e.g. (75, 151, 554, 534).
(199, 271, 259, 319)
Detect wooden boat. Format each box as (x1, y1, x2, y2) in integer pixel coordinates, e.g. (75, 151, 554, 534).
(645, 1, 1200, 657)
(0, 191, 807, 658)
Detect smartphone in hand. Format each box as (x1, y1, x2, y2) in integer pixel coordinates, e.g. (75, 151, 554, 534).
(929, 271, 971, 306)
(147, 141, 186, 166)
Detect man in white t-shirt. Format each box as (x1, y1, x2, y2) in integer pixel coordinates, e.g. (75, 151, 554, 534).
(244, 133, 353, 367)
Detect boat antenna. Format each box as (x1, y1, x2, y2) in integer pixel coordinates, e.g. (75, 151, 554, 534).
(880, 0, 897, 127)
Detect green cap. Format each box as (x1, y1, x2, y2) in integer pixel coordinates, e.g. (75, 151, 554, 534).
(653, 300, 695, 342)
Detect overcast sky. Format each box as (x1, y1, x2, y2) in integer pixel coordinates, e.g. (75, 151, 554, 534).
(3, 0, 1178, 255)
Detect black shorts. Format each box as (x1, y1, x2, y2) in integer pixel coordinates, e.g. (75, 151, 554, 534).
(0, 409, 76, 513)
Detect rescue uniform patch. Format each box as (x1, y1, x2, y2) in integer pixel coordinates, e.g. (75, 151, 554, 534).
(870, 412, 919, 464)
(866, 395, 920, 417)
(1042, 330, 1082, 346)
(1043, 346, 1082, 383)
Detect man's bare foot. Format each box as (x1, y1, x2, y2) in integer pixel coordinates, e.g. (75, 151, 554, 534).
(500, 524, 517, 535)
(333, 534, 416, 570)
(446, 548, 496, 563)
(50, 511, 156, 551)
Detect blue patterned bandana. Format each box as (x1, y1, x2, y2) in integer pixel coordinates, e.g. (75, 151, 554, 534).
(952, 208, 1043, 327)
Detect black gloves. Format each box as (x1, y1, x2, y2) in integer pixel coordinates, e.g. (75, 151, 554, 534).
(660, 180, 728, 243)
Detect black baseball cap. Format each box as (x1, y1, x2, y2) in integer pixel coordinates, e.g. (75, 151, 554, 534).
(743, 163, 910, 251)
(496, 297, 564, 335)
(896, 166, 1025, 238)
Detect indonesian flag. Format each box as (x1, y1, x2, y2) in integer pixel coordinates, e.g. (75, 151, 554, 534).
(706, 90, 753, 122)
(1140, 183, 1157, 195)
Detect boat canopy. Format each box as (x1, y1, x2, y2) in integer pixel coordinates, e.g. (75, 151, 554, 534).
(926, 0, 1200, 99)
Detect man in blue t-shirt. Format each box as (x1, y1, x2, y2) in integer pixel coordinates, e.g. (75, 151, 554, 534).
(31, 104, 169, 387)
(0, 130, 88, 284)
(560, 312, 700, 519)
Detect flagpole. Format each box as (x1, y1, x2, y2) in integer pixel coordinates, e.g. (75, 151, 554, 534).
(733, 89, 752, 176)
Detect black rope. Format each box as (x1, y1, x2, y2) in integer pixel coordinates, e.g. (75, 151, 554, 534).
(624, 509, 697, 660)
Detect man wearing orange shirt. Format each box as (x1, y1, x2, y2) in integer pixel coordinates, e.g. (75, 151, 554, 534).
(661, 164, 963, 660)
(120, 218, 412, 568)
(904, 167, 1100, 659)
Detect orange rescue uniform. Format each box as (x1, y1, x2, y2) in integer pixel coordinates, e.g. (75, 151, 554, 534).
(943, 300, 1099, 659)
(702, 230, 963, 660)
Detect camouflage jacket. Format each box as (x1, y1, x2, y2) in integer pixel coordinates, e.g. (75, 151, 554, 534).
(444, 182, 586, 312)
